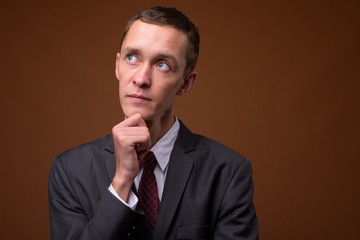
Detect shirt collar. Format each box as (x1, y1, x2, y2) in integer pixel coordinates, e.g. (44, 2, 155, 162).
(150, 117, 180, 172)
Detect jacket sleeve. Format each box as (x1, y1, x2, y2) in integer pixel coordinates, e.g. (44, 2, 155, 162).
(48, 156, 142, 240)
(213, 158, 259, 239)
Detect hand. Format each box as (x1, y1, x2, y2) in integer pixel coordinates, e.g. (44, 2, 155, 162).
(111, 113, 151, 201)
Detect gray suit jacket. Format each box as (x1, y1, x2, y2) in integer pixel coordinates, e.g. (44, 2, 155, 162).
(49, 121, 258, 239)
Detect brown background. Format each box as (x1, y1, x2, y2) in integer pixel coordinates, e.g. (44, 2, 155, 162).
(1, 0, 359, 239)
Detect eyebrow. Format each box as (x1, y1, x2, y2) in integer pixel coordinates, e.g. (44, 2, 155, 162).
(121, 47, 139, 55)
(157, 53, 178, 63)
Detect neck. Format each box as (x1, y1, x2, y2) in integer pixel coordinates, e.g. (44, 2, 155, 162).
(146, 112, 175, 147)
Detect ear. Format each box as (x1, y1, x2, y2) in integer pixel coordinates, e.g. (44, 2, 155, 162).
(177, 72, 197, 96)
(115, 52, 121, 80)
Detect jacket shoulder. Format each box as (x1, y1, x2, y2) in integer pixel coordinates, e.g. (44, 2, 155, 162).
(52, 134, 113, 173)
(194, 133, 247, 163)
(178, 121, 248, 167)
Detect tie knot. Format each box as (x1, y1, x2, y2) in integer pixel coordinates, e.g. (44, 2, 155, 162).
(141, 151, 157, 171)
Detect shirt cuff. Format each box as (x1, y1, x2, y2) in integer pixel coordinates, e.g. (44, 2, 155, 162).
(108, 184, 138, 210)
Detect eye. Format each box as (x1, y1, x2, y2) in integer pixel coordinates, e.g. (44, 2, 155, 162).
(127, 54, 138, 63)
(157, 62, 170, 71)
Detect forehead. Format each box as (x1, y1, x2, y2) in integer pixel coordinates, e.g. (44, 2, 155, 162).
(121, 20, 188, 61)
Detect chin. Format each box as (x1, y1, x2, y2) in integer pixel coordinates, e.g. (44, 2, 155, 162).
(123, 108, 153, 120)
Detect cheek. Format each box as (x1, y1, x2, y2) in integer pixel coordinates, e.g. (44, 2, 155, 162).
(118, 81, 125, 96)
(118, 64, 136, 81)
(118, 70, 133, 93)
(158, 84, 181, 104)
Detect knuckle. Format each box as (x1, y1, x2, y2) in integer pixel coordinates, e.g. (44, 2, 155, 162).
(112, 126, 118, 134)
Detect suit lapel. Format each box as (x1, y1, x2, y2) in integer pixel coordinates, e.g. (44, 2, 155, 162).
(153, 122, 196, 240)
(104, 135, 116, 181)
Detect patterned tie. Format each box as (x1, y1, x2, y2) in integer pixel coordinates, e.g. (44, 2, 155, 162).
(138, 151, 160, 238)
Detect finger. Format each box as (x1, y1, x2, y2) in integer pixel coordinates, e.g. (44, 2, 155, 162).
(119, 113, 147, 128)
(132, 113, 147, 127)
(113, 128, 150, 146)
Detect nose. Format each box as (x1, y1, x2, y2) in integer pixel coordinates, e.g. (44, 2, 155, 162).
(133, 64, 151, 88)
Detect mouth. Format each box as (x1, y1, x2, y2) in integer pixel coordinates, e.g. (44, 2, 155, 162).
(127, 94, 151, 102)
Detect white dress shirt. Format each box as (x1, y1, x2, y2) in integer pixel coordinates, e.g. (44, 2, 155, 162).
(108, 118, 180, 210)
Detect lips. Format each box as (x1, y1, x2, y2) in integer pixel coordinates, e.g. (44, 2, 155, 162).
(127, 94, 151, 101)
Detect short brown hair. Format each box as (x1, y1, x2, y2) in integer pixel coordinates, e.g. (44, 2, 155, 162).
(120, 6, 200, 76)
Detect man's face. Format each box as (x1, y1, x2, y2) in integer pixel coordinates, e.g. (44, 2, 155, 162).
(116, 20, 193, 122)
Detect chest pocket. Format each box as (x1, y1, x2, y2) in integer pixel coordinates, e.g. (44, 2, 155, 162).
(176, 225, 209, 239)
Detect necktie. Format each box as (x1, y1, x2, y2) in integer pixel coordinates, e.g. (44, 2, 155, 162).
(138, 151, 160, 238)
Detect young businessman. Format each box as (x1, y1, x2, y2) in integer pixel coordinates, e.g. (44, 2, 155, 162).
(49, 6, 258, 239)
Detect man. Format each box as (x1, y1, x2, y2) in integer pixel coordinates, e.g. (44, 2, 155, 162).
(49, 6, 258, 240)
